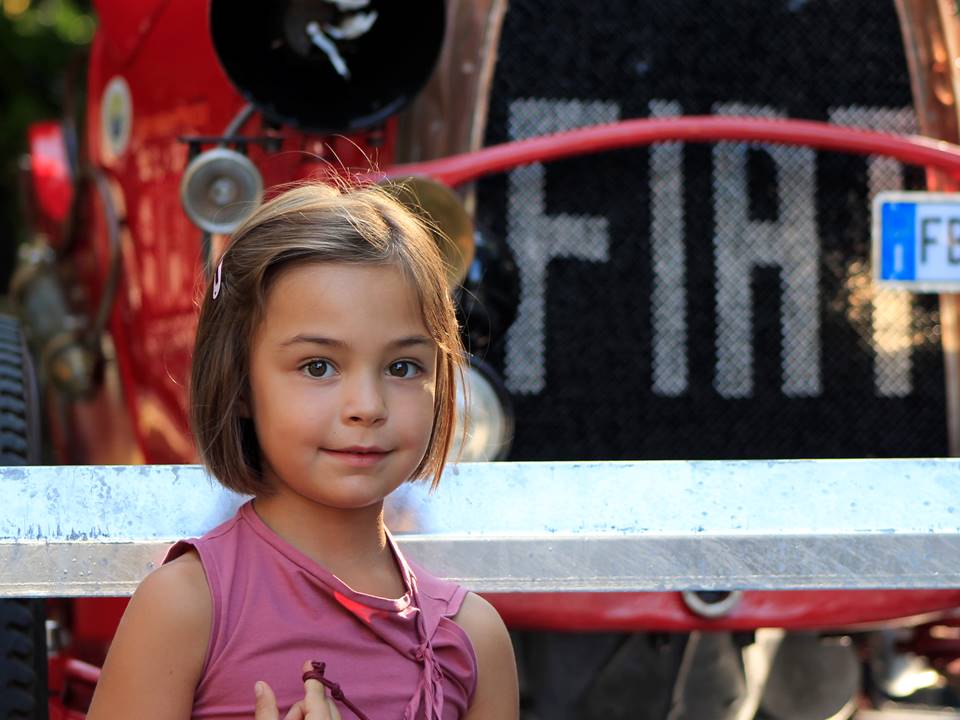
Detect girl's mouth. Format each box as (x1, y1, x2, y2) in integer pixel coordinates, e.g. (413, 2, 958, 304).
(324, 447, 390, 467)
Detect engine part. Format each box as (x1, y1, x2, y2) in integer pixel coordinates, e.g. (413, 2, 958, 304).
(458, 225, 520, 355)
(759, 633, 859, 720)
(10, 243, 95, 399)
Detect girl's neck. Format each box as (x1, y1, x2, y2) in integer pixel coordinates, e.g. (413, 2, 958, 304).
(251, 490, 401, 594)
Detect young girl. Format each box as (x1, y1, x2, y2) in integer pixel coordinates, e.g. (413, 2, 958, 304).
(86, 183, 519, 719)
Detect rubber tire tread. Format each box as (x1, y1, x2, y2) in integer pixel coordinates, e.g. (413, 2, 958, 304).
(0, 601, 38, 718)
(0, 316, 44, 719)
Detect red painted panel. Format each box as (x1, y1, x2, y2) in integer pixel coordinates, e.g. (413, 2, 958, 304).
(487, 590, 960, 632)
(80, 1, 396, 465)
(27, 121, 73, 246)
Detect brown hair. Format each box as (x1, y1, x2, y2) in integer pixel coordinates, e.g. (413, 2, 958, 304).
(189, 182, 464, 495)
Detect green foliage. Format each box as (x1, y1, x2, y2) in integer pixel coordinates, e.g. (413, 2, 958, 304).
(0, 0, 93, 154)
(5, 0, 94, 44)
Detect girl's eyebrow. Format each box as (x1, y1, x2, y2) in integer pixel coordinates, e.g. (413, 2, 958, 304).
(387, 335, 435, 349)
(280, 335, 434, 349)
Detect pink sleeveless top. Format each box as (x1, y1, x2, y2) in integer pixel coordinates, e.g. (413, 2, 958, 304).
(164, 501, 477, 719)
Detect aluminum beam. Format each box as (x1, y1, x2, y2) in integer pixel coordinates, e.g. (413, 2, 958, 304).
(0, 459, 958, 597)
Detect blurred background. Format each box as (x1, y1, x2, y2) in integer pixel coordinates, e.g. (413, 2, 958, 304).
(0, 0, 93, 290)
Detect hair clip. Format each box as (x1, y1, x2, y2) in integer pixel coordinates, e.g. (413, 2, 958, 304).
(212, 257, 224, 299)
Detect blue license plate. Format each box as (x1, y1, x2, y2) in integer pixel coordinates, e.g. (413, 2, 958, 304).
(874, 191, 960, 291)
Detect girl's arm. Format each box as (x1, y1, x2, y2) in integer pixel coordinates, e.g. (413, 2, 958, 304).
(455, 593, 520, 720)
(86, 551, 211, 720)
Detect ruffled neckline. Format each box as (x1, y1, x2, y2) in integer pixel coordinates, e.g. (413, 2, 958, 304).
(239, 500, 447, 719)
(240, 500, 414, 614)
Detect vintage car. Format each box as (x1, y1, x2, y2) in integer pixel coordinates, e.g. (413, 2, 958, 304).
(9, 0, 960, 717)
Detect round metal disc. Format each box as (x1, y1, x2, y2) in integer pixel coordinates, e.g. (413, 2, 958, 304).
(381, 176, 475, 288)
(180, 147, 263, 235)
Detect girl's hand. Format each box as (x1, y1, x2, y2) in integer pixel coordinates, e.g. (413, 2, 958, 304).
(254, 662, 343, 720)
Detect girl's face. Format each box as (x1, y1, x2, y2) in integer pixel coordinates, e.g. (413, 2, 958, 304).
(247, 262, 438, 510)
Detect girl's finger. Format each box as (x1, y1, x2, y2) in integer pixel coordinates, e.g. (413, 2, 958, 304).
(301, 661, 342, 720)
(253, 680, 280, 720)
(283, 700, 306, 720)
(303, 690, 342, 720)
(324, 698, 342, 720)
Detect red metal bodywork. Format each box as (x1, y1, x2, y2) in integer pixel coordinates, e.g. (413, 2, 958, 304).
(71, 0, 396, 467)
(27, 122, 74, 249)
(29, 1, 960, 710)
(492, 590, 960, 633)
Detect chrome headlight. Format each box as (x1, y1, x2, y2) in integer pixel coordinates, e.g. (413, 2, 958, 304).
(450, 357, 513, 462)
(180, 147, 263, 234)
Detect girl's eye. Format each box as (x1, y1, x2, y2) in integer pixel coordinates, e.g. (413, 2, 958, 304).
(387, 360, 422, 378)
(302, 360, 334, 378)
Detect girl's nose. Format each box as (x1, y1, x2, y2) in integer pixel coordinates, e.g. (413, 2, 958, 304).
(341, 373, 388, 426)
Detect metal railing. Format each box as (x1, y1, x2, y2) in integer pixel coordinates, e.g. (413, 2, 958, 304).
(1, 458, 958, 597)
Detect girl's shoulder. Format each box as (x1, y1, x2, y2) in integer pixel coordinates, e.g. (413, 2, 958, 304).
(452, 593, 520, 720)
(86, 551, 211, 719)
(407, 559, 471, 616)
(138, 549, 212, 644)
(162, 503, 253, 593)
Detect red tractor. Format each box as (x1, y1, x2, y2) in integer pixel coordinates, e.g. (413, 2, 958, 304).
(12, 0, 960, 717)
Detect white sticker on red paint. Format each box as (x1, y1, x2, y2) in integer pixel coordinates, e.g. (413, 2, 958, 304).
(100, 76, 132, 164)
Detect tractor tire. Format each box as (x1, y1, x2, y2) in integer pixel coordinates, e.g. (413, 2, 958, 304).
(0, 315, 45, 720)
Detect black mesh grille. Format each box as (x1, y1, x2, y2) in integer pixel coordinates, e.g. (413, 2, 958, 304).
(475, 0, 947, 460)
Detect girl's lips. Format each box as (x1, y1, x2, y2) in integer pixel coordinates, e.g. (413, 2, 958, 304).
(336, 445, 388, 453)
(324, 448, 390, 467)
